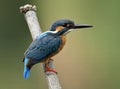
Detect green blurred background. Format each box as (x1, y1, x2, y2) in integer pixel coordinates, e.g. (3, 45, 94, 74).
(0, 0, 120, 89)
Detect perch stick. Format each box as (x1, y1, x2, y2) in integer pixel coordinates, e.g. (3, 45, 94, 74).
(19, 4, 62, 89)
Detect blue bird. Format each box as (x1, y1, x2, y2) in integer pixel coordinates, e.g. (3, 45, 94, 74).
(23, 19, 92, 79)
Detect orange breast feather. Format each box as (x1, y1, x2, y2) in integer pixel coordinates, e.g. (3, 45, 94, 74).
(57, 35, 66, 52)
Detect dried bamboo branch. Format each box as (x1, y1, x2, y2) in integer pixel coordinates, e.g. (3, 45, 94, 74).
(19, 4, 62, 89)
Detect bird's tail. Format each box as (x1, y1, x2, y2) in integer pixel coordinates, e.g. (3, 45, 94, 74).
(23, 57, 30, 79)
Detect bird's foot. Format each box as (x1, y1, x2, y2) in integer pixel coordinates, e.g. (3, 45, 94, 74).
(45, 64, 58, 74)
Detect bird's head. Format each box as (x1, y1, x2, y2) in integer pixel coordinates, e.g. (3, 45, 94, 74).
(50, 19, 93, 35)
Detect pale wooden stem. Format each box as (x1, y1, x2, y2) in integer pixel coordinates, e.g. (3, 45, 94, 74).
(19, 4, 62, 89)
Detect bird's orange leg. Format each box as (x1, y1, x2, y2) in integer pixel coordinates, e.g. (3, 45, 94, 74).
(44, 61, 58, 74)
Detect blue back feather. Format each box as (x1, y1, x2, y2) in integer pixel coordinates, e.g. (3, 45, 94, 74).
(25, 32, 61, 64)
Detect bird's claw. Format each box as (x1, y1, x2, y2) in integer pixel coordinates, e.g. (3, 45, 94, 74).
(45, 68, 58, 74)
(45, 63, 58, 74)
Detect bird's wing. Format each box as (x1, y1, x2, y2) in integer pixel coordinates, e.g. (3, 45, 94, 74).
(25, 33, 61, 63)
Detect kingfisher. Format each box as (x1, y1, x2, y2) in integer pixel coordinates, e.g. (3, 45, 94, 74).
(23, 19, 93, 79)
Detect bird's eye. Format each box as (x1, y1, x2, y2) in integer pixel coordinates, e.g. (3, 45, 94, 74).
(62, 24, 73, 28)
(67, 24, 73, 27)
(62, 23, 67, 27)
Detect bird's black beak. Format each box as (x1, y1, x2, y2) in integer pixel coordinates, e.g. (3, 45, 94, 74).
(63, 24, 93, 35)
(73, 24, 93, 29)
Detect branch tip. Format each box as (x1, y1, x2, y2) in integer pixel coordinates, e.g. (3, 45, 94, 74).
(19, 4, 36, 13)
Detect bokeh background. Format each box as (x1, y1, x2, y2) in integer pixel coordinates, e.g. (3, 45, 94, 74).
(0, 0, 120, 89)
